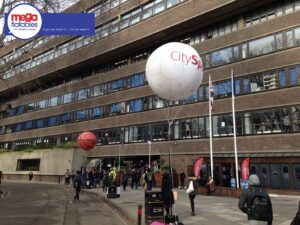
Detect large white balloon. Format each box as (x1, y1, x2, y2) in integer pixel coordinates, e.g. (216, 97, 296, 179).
(146, 42, 203, 101)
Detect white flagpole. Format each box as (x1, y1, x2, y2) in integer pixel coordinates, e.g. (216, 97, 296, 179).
(209, 75, 214, 178)
(231, 69, 239, 189)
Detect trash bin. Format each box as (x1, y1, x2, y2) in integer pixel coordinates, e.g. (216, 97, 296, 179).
(107, 185, 120, 198)
(145, 191, 164, 225)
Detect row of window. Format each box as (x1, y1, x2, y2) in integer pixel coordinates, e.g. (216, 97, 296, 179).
(0, 36, 56, 66)
(3, 0, 300, 83)
(3, 0, 298, 68)
(245, 0, 300, 27)
(2, 62, 300, 120)
(1, 72, 146, 118)
(2, 0, 187, 80)
(203, 25, 300, 68)
(5, 17, 300, 96)
(1, 104, 299, 150)
(178, 0, 300, 46)
(2, 0, 300, 107)
(88, 0, 129, 17)
(57, 105, 300, 144)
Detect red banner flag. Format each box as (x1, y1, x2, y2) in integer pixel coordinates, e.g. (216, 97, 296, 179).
(241, 157, 250, 180)
(194, 157, 204, 178)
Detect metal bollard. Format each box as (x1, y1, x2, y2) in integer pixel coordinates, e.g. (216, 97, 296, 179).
(137, 205, 142, 225)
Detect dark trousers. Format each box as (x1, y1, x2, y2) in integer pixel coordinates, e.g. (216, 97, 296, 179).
(189, 194, 196, 212)
(147, 181, 153, 191)
(74, 189, 80, 201)
(180, 179, 184, 189)
(122, 181, 127, 191)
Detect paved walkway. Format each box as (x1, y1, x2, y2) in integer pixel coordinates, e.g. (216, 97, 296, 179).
(85, 186, 300, 225)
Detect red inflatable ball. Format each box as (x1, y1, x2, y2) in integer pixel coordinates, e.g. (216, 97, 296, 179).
(77, 131, 97, 151)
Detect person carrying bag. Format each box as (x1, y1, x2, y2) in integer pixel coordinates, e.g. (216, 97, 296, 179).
(186, 177, 198, 216)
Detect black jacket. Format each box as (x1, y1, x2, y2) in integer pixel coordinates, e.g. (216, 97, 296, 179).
(73, 175, 83, 190)
(161, 174, 174, 208)
(238, 186, 273, 224)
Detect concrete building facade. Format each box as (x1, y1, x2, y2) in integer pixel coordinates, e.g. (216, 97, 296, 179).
(0, 0, 300, 190)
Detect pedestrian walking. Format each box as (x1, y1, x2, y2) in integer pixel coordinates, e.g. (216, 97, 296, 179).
(186, 176, 198, 216)
(145, 168, 153, 191)
(0, 171, 2, 185)
(28, 171, 33, 181)
(64, 169, 70, 185)
(108, 168, 116, 185)
(87, 170, 94, 188)
(93, 170, 100, 188)
(121, 171, 128, 191)
(179, 169, 186, 189)
(130, 168, 137, 189)
(73, 170, 83, 202)
(238, 174, 273, 225)
(102, 171, 109, 192)
(161, 170, 174, 217)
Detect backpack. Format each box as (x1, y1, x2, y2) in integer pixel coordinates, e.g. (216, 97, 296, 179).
(248, 189, 272, 222)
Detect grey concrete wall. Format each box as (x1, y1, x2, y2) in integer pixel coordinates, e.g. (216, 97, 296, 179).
(0, 148, 87, 176)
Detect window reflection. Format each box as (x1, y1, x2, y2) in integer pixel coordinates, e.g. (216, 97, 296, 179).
(248, 36, 275, 57)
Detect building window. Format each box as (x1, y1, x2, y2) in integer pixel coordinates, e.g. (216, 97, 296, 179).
(16, 106, 25, 115)
(93, 84, 105, 96)
(37, 100, 46, 109)
(129, 99, 143, 112)
(75, 110, 86, 121)
(15, 123, 23, 132)
(110, 103, 121, 116)
(25, 121, 33, 130)
(36, 119, 45, 128)
(289, 67, 297, 86)
(248, 36, 275, 57)
(91, 107, 103, 118)
(278, 70, 286, 87)
(77, 89, 89, 100)
(111, 79, 124, 92)
(48, 96, 59, 107)
(48, 116, 57, 126)
(61, 113, 71, 124)
(211, 47, 233, 67)
(17, 159, 40, 171)
(291, 106, 300, 132)
(63, 93, 72, 104)
(27, 103, 36, 112)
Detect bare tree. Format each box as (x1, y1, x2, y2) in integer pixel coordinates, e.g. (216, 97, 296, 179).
(0, 0, 80, 81)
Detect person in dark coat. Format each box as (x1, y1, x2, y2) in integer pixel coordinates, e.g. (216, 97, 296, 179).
(73, 170, 83, 202)
(291, 200, 300, 225)
(28, 171, 33, 181)
(238, 174, 273, 225)
(102, 172, 109, 192)
(161, 170, 174, 216)
(179, 170, 186, 189)
(121, 171, 128, 191)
